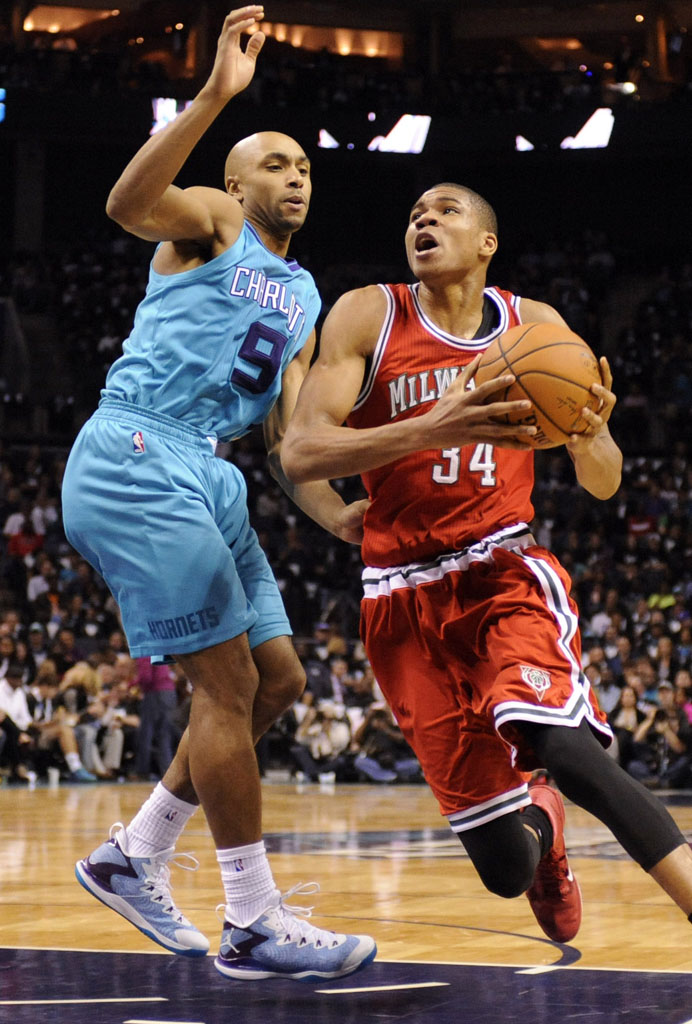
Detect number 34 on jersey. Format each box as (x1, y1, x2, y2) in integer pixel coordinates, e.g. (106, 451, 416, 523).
(433, 444, 497, 487)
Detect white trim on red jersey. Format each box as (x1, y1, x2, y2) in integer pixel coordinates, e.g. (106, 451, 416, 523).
(353, 283, 523, 411)
(361, 522, 535, 598)
(411, 284, 516, 350)
(351, 284, 396, 412)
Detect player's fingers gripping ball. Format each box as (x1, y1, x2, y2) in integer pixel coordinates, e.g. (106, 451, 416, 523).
(473, 322, 601, 448)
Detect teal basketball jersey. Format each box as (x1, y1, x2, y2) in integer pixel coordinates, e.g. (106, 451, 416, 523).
(101, 222, 321, 442)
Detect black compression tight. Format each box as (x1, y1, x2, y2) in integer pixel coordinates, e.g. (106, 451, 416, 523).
(522, 719, 685, 871)
(458, 720, 686, 896)
(459, 808, 544, 898)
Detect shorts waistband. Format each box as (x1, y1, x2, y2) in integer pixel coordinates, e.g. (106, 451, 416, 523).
(362, 523, 536, 596)
(96, 399, 218, 452)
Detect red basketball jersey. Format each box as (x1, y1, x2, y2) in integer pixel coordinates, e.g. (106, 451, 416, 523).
(347, 283, 536, 567)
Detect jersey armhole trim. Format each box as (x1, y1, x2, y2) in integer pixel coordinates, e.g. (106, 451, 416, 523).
(351, 284, 395, 411)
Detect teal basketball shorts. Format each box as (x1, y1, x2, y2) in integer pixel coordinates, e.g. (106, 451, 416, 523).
(61, 399, 291, 658)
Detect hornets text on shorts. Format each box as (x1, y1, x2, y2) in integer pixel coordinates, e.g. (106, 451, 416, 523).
(147, 606, 220, 642)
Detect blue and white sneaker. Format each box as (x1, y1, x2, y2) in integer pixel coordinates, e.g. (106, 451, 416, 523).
(75, 823, 210, 957)
(214, 882, 376, 981)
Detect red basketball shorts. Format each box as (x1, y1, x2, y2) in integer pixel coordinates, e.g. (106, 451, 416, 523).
(360, 523, 612, 833)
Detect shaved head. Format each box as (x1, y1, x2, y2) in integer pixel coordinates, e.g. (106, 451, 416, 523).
(224, 131, 308, 188)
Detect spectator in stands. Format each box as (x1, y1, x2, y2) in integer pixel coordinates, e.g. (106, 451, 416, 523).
(58, 659, 101, 716)
(74, 680, 131, 779)
(608, 684, 647, 771)
(351, 704, 421, 784)
(7, 515, 44, 565)
(290, 700, 352, 783)
(0, 634, 17, 679)
(107, 629, 129, 661)
(653, 634, 681, 684)
(3, 496, 33, 539)
(133, 657, 178, 781)
(1, 610, 25, 644)
(28, 662, 96, 781)
(27, 622, 50, 668)
(27, 554, 57, 605)
(311, 621, 332, 663)
(607, 634, 634, 682)
(627, 682, 692, 788)
(13, 637, 36, 686)
(675, 669, 692, 725)
(50, 626, 83, 676)
(326, 654, 352, 705)
(341, 663, 378, 722)
(0, 662, 36, 781)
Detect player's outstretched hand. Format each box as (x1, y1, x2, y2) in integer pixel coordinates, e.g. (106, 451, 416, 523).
(566, 356, 617, 454)
(425, 354, 537, 449)
(205, 6, 266, 101)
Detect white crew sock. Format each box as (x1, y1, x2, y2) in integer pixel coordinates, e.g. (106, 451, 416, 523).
(65, 752, 83, 773)
(116, 782, 198, 857)
(217, 840, 279, 927)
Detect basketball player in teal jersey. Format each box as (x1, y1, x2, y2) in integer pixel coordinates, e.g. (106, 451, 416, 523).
(62, 7, 375, 981)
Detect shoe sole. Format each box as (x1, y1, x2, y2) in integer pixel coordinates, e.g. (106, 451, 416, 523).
(213, 943, 377, 981)
(74, 860, 209, 957)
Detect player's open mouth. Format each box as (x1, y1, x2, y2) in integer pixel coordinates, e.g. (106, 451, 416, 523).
(415, 235, 437, 253)
(284, 197, 305, 207)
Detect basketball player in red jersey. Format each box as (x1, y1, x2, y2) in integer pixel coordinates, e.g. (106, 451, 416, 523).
(281, 182, 692, 943)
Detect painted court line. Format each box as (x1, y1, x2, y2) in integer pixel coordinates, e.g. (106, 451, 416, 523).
(0, 998, 167, 1006)
(123, 1020, 205, 1024)
(315, 981, 450, 994)
(515, 966, 560, 975)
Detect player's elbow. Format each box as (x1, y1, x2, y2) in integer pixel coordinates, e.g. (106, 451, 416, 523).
(106, 192, 134, 230)
(106, 184, 127, 221)
(281, 431, 323, 484)
(583, 471, 621, 501)
(280, 444, 310, 485)
(105, 185, 147, 233)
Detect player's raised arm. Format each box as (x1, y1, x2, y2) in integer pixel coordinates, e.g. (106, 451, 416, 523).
(281, 288, 538, 485)
(106, 6, 265, 242)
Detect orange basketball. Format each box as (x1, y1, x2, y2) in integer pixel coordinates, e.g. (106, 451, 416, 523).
(473, 322, 602, 449)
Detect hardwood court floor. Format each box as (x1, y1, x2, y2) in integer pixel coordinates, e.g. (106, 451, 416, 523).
(1, 779, 692, 1022)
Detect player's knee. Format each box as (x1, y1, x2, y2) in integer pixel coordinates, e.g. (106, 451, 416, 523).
(283, 660, 307, 706)
(260, 659, 306, 716)
(474, 859, 534, 899)
(458, 813, 536, 898)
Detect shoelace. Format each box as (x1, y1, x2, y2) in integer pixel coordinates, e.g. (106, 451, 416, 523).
(218, 882, 343, 950)
(141, 855, 200, 922)
(274, 882, 342, 949)
(535, 849, 571, 896)
(109, 822, 200, 922)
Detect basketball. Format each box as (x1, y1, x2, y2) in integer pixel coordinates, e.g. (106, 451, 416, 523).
(473, 322, 602, 449)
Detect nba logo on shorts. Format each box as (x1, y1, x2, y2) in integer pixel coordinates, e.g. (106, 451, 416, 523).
(520, 665, 552, 701)
(132, 430, 146, 454)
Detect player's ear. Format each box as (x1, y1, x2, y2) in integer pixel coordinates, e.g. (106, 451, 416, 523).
(480, 232, 498, 258)
(226, 176, 244, 203)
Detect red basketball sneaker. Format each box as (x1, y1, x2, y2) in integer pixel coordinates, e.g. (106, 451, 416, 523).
(525, 782, 582, 943)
